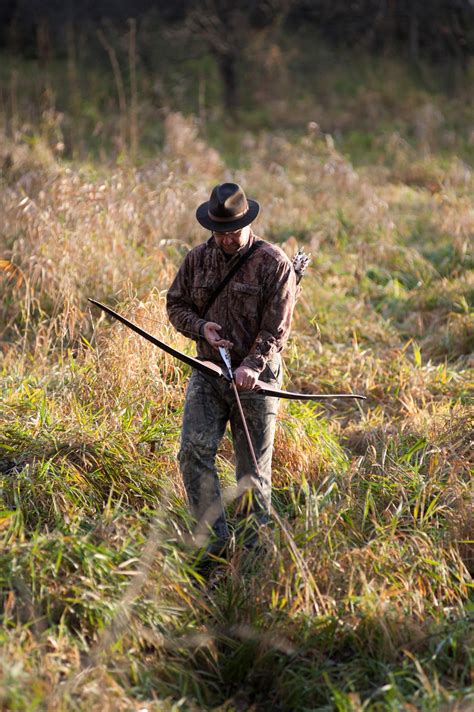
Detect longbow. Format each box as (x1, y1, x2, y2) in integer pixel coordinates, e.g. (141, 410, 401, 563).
(88, 299, 366, 402)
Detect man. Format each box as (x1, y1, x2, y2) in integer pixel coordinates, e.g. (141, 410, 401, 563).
(166, 182, 297, 550)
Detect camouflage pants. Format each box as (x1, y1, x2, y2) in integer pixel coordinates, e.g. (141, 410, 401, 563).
(178, 356, 282, 541)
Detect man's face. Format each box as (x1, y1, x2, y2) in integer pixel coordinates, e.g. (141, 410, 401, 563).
(213, 225, 251, 255)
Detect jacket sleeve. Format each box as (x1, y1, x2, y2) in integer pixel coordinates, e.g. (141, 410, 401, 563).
(240, 259, 296, 373)
(166, 252, 207, 341)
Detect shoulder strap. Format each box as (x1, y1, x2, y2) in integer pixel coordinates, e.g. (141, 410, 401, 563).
(200, 239, 264, 318)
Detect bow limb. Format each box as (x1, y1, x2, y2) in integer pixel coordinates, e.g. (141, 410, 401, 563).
(88, 299, 226, 380)
(88, 299, 366, 402)
(253, 383, 366, 402)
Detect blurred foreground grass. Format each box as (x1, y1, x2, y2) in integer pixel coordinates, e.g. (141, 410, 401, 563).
(0, 97, 473, 710)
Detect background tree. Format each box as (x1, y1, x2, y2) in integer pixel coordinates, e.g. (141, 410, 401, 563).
(182, 0, 294, 115)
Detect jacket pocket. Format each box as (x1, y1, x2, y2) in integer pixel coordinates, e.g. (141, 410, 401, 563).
(230, 282, 261, 317)
(191, 280, 213, 313)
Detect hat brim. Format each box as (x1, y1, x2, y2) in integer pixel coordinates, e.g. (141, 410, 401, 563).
(196, 199, 260, 232)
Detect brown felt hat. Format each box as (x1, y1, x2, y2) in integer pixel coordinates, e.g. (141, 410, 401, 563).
(196, 182, 260, 232)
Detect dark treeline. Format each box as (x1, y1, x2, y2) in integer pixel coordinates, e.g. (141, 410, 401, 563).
(2, 0, 474, 66)
(1, 0, 473, 140)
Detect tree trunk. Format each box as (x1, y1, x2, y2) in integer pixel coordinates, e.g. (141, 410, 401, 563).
(216, 51, 238, 116)
(409, 2, 419, 66)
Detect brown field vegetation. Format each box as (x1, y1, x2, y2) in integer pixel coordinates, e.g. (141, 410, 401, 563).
(0, 59, 473, 710)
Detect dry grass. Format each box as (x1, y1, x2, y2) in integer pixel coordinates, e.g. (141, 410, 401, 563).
(0, 105, 473, 710)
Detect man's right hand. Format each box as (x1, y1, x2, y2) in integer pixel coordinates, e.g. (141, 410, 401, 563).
(203, 322, 233, 350)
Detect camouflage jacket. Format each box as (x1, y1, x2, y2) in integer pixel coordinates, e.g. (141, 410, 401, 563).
(166, 231, 296, 373)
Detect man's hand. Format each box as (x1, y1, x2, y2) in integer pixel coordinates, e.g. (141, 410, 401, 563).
(234, 365, 259, 391)
(203, 322, 233, 350)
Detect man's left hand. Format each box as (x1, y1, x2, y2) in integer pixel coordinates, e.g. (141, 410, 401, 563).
(234, 365, 259, 391)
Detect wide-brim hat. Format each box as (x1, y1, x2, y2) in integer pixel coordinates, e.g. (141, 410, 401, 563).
(196, 182, 260, 232)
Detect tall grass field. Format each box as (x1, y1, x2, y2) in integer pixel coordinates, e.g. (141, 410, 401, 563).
(0, 43, 473, 710)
